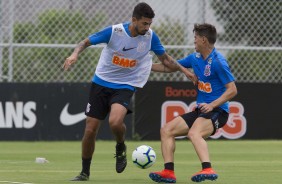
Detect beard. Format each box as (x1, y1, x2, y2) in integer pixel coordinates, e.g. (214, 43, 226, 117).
(135, 26, 147, 35)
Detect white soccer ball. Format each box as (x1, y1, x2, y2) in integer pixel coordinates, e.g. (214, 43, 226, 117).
(132, 145, 156, 169)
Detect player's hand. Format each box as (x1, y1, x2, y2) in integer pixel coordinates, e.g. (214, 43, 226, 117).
(198, 103, 214, 113)
(63, 54, 77, 71)
(184, 71, 198, 85)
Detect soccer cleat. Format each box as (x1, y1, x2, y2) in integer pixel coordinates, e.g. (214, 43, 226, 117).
(149, 169, 176, 183)
(191, 168, 218, 182)
(70, 172, 89, 181)
(115, 145, 127, 173)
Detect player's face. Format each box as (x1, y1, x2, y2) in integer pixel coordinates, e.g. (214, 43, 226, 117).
(133, 17, 152, 35)
(194, 33, 205, 52)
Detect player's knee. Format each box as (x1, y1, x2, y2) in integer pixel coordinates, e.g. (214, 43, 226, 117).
(85, 127, 98, 135)
(85, 117, 100, 133)
(109, 120, 124, 130)
(160, 126, 172, 137)
(109, 115, 124, 126)
(187, 129, 199, 140)
(83, 128, 97, 141)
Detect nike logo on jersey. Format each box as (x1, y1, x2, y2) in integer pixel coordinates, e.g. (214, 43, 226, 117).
(60, 103, 86, 126)
(122, 46, 136, 51)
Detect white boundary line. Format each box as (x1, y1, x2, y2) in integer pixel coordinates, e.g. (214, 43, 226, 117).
(0, 181, 33, 184)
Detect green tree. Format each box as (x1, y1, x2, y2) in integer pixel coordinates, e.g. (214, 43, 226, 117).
(211, 0, 281, 46)
(228, 50, 282, 83)
(211, 0, 281, 83)
(12, 10, 107, 82)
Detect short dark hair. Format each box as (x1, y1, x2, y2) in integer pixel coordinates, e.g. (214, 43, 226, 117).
(193, 23, 217, 44)
(132, 2, 155, 20)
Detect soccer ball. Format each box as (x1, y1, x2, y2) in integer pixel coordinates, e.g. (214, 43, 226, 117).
(132, 145, 156, 169)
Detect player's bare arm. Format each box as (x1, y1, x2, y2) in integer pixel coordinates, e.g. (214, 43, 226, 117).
(157, 53, 179, 71)
(199, 82, 237, 113)
(155, 53, 198, 85)
(63, 38, 91, 71)
(151, 63, 176, 73)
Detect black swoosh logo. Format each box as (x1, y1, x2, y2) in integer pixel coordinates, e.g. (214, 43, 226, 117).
(122, 46, 136, 51)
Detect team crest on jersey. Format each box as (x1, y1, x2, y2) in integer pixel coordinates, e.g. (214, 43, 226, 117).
(145, 31, 151, 38)
(114, 27, 123, 36)
(204, 64, 211, 76)
(86, 103, 91, 113)
(114, 27, 122, 33)
(137, 41, 146, 52)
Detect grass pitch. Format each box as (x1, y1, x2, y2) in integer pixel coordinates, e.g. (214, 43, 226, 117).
(0, 140, 281, 184)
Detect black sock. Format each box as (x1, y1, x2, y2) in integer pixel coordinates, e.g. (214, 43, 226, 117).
(164, 162, 174, 171)
(202, 162, 211, 169)
(116, 142, 125, 151)
(82, 157, 92, 176)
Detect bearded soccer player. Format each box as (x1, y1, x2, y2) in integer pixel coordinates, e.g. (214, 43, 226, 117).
(63, 2, 197, 181)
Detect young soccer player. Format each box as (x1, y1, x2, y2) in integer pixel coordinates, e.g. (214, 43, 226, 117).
(149, 23, 237, 183)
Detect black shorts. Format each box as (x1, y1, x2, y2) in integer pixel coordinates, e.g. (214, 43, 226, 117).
(180, 107, 229, 136)
(85, 82, 134, 120)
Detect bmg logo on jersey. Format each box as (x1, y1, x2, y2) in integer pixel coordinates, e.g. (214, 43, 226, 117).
(0, 101, 37, 129)
(198, 81, 212, 93)
(112, 55, 137, 68)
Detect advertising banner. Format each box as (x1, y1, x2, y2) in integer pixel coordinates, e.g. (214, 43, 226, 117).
(135, 82, 281, 140)
(0, 82, 281, 140)
(0, 83, 132, 140)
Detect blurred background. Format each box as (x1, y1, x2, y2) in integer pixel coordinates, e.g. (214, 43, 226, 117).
(0, 0, 281, 83)
(0, 0, 281, 140)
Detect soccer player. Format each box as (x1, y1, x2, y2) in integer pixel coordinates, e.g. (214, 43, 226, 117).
(63, 2, 196, 181)
(149, 23, 237, 183)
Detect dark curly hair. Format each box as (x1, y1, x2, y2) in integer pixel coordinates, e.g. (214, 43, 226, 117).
(132, 2, 155, 20)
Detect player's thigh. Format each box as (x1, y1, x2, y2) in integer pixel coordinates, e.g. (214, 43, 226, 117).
(85, 116, 101, 135)
(109, 103, 128, 123)
(109, 88, 134, 123)
(86, 83, 110, 120)
(189, 117, 214, 139)
(110, 88, 134, 111)
(162, 116, 189, 137)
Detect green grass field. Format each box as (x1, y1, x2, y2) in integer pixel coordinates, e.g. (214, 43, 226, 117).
(0, 140, 281, 184)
